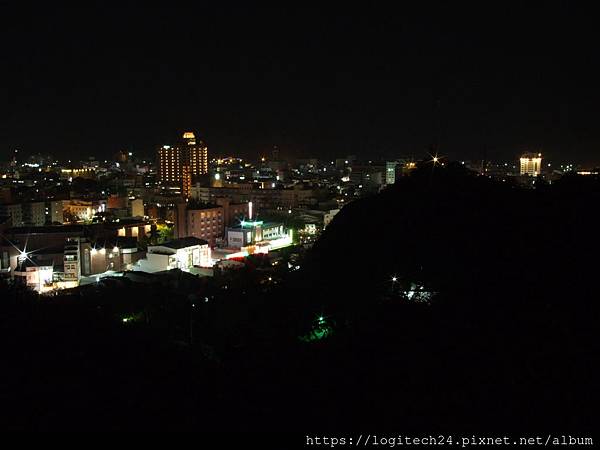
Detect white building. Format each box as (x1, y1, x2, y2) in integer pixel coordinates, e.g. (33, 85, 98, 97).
(65, 200, 94, 221)
(13, 258, 54, 293)
(137, 237, 211, 273)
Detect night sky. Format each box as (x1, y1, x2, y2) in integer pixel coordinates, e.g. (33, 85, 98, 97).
(2, 3, 599, 164)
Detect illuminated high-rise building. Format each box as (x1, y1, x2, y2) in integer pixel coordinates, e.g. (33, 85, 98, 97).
(157, 145, 182, 184)
(182, 131, 208, 176)
(520, 152, 542, 176)
(182, 165, 192, 199)
(157, 131, 209, 196)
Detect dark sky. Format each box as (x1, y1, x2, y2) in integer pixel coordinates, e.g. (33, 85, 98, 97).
(1, 3, 599, 164)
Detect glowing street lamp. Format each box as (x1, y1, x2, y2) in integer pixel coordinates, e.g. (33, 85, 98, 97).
(391, 275, 399, 294)
(18, 250, 28, 262)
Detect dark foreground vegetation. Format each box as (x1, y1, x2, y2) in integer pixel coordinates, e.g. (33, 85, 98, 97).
(1, 163, 597, 431)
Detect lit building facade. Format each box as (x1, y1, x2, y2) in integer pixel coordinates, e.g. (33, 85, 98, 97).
(184, 199, 249, 247)
(183, 132, 208, 179)
(157, 145, 182, 184)
(13, 258, 54, 293)
(520, 152, 542, 176)
(224, 220, 293, 258)
(87, 239, 143, 274)
(386, 161, 399, 185)
(63, 238, 82, 283)
(157, 132, 208, 197)
(187, 206, 224, 247)
(139, 237, 211, 272)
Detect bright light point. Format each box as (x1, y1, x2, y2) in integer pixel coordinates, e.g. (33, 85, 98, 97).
(433, 157, 439, 163)
(214, 173, 221, 180)
(392, 276, 397, 282)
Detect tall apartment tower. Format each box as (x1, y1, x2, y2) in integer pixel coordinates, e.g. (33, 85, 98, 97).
(157, 131, 208, 197)
(520, 152, 542, 176)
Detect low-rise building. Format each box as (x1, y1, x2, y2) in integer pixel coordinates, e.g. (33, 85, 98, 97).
(13, 258, 54, 293)
(137, 237, 211, 273)
(224, 220, 293, 258)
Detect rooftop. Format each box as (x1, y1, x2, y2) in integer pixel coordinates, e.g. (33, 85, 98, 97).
(6, 225, 86, 235)
(230, 221, 282, 230)
(159, 236, 208, 249)
(16, 258, 54, 270)
(94, 236, 139, 250)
